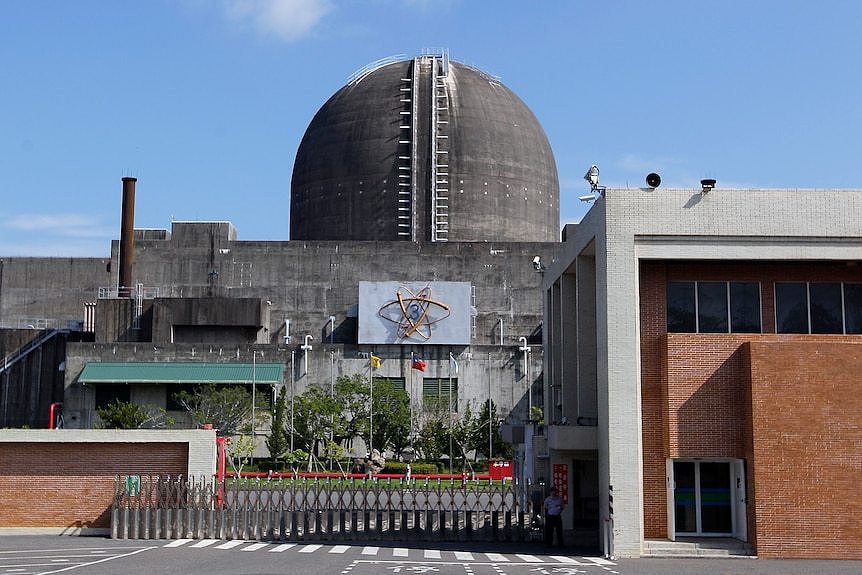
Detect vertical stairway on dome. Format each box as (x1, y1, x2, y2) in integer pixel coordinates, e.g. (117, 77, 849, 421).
(430, 54, 450, 242)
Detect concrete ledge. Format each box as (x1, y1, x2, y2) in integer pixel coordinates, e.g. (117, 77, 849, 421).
(0, 527, 111, 536)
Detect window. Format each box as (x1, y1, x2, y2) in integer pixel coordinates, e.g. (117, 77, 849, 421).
(775, 282, 862, 334)
(667, 281, 761, 334)
(372, 377, 405, 391)
(422, 378, 458, 412)
(95, 384, 130, 410)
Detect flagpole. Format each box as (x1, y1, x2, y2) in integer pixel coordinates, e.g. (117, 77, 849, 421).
(449, 351, 453, 474)
(369, 355, 374, 459)
(409, 351, 414, 450)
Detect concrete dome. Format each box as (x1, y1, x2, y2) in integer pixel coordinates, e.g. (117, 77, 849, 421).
(290, 55, 559, 242)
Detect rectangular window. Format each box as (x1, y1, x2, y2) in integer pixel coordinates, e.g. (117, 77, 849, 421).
(95, 384, 130, 410)
(729, 282, 761, 333)
(667, 282, 696, 332)
(372, 376, 406, 391)
(422, 378, 458, 412)
(809, 282, 843, 334)
(775, 282, 809, 333)
(845, 284, 862, 334)
(697, 282, 729, 333)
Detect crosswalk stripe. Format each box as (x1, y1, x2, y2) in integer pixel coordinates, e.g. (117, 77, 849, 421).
(190, 539, 219, 548)
(361, 546, 379, 556)
(453, 551, 474, 561)
(424, 549, 441, 559)
(329, 545, 350, 554)
(550, 555, 580, 564)
(586, 556, 615, 565)
(298, 544, 323, 553)
(164, 539, 192, 547)
(393, 548, 409, 557)
(215, 541, 247, 550)
(515, 554, 542, 562)
(485, 553, 509, 562)
(241, 543, 269, 551)
(268, 544, 296, 553)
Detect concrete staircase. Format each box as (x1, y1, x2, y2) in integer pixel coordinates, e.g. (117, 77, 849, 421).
(643, 538, 755, 558)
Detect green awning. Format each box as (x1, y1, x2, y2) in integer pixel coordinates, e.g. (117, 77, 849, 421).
(77, 362, 283, 385)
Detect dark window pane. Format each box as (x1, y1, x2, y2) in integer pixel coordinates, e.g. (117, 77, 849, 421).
(775, 283, 809, 333)
(673, 461, 696, 533)
(699, 462, 732, 534)
(697, 282, 729, 333)
(810, 283, 843, 334)
(422, 378, 458, 412)
(730, 282, 761, 333)
(667, 282, 696, 332)
(845, 284, 862, 334)
(95, 384, 130, 410)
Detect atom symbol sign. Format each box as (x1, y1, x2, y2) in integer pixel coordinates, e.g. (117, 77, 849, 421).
(378, 285, 451, 341)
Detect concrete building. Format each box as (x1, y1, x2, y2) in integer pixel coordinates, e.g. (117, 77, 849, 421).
(0, 54, 558, 480)
(542, 184, 862, 558)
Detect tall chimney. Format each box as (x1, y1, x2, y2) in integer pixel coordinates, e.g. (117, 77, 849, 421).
(118, 177, 137, 298)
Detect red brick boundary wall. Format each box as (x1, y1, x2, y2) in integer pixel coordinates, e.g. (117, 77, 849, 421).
(0, 429, 215, 534)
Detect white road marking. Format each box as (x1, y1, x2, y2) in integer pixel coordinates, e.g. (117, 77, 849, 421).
(329, 545, 350, 554)
(453, 551, 474, 561)
(551, 555, 581, 563)
(298, 544, 323, 553)
(361, 546, 379, 556)
(268, 544, 296, 553)
(586, 556, 615, 565)
(241, 543, 269, 551)
(424, 549, 441, 559)
(215, 541, 248, 549)
(163, 539, 192, 548)
(190, 539, 219, 548)
(515, 554, 542, 562)
(484, 552, 509, 562)
(393, 548, 409, 557)
(38, 546, 156, 575)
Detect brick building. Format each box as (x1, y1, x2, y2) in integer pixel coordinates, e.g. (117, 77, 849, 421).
(541, 185, 862, 558)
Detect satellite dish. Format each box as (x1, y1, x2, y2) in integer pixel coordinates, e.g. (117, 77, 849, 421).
(646, 173, 661, 188)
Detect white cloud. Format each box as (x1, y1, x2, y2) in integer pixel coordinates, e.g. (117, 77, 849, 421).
(222, 0, 332, 41)
(3, 213, 114, 239)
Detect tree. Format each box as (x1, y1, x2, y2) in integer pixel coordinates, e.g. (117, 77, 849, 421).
(415, 409, 449, 463)
(266, 386, 289, 460)
(288, 382, 340, 466)
(172, 384, 253, 435)
(469, 399, 512, 460)
(371, 378, 411, 457)
(96, 400, 173, 429)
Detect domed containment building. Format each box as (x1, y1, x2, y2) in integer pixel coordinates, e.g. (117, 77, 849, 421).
(291, 54, 559, 242)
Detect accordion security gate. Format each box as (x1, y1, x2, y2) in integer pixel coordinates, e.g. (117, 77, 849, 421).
(111, 475, 534, 543)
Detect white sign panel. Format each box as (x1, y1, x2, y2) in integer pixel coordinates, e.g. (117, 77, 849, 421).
(358, 281, 472, 345)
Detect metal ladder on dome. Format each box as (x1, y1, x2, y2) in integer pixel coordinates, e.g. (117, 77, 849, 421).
(430, 53, 450, 242)
(395, 60, 417, 240)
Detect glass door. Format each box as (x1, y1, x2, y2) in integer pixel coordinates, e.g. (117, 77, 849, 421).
(673, 460, 733, 535)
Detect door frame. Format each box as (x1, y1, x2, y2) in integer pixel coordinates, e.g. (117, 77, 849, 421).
(667, 458, 745, 540)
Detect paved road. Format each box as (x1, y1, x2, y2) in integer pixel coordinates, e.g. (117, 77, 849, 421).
(1, 537, 860, 575)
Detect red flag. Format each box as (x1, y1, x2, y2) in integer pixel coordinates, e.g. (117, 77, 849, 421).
(411, 353, 426, 372)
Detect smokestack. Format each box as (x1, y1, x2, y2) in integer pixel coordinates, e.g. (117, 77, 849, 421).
(118, 177, 136, 297)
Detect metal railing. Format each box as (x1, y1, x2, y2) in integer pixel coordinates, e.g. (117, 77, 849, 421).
(111, 475, 533, 543)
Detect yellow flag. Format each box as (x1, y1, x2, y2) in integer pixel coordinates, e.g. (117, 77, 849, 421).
(370, 354, 381, 369)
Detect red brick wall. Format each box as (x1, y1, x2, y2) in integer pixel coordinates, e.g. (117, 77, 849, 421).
(0, 442, 187, 529)
(639, 261, 862, 544)
(746, 341, 862, 559)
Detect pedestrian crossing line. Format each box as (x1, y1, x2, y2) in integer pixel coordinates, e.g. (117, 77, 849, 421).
(329, 545, 351, 554)
(164, 539, 193, 548)
(515, 554, 542, 562)
(241, 543, 269, 552)
(190, 539, 219, 548)
(393, 548, 409, 557)
(453, 551, 474, 561)
(214, 540, 247, 550)
(586, 556, 615, 565)
(423, 549, 441, 559)
(268, 544, 296, 553)
(361, 546, 379, 556)
(550, 555, 580, 564)
(298, 544, 323, 553)
(484, 552, 509, 562)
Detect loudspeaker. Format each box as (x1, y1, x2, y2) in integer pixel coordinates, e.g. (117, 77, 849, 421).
(646, 173, 661, 188)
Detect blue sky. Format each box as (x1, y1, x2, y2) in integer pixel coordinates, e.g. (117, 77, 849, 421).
(1, 0, 860, 256)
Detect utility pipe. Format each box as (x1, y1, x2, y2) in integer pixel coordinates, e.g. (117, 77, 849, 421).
(301, 335, 313, 376)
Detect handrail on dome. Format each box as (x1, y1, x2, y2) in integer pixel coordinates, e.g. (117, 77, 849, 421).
(347, 54, 407, 85)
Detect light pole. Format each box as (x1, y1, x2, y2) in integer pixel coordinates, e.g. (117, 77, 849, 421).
(519, 336, 532, 422)
(251, 349, 257, 465)
(290, 350, 295, 452)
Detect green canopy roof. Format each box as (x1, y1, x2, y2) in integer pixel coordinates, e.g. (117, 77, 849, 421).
(78, 362, 284, 385)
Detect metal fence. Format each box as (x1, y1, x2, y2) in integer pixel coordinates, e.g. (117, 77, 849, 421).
(111, 475, 534, 543)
